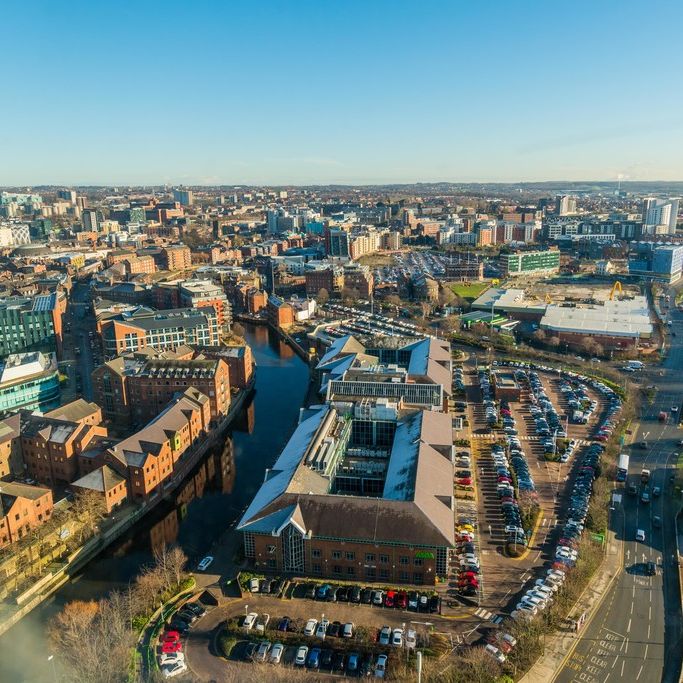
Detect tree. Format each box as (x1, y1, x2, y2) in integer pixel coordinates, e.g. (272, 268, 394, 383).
(548, 336, 561, 349)
(231, 322, 246, 339)
(532, 329, 547, 345)
(71, 490, 106, 542)
(342, 287, 360, 307)
(440, 316, 461, 334)
(420, 301, 432, 320)
(384, 294, 401, 310)
(438, 286, 456, 308)
(153, 544, 188, 592)
(316, 288, 329, 306)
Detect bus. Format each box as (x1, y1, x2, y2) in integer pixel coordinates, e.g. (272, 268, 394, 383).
(617, 453, 629, 482)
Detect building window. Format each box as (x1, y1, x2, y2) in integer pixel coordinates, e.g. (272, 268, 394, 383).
(399, 556, 409, 565)
(347, 566, 355, 576)
(399, 570, 409, 581)
(365, 567, 376, 580)
(332, 550, 341, 560)
(414, 557, 423, 567)
(379, 568, 390, 580)
(379, 554, 389, 564)
(312, 563, 322, 574)
(267, 559, 277, 569)
(333, 565, 342, 575)
(413, 572, 424, 584)
(345, 551, 355, 561)
(243, 532, 255, 559)
(312, 548, 322, 559)
(365, 553, 376, 563)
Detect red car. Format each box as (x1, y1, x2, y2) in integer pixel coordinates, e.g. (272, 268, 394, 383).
(459, 571, 478, 580)
(163, 631, 181, 643)
(457, 478, 473, 486)
(458, 578, 478, 587)
(396, 591, 408, 609)
(161, 640, 182, 654)
(384, 590, 396, 608)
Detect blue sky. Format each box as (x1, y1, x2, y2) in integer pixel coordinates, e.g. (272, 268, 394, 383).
(2, 0, 683, 185)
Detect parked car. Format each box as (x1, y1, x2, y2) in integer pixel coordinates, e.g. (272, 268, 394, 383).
(196, 556, 214, 571)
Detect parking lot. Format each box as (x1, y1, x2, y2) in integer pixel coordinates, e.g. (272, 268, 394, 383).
(180, 587, 463, 681)
(445, 356, 615, 620)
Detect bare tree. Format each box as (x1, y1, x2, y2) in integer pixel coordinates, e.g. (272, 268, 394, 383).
(153, 544, 188, 592)
(316, 288, 329, 306)
(71, 489, 107, 542)
(231, 322, 246, 339)
(438, 286, 456, 308)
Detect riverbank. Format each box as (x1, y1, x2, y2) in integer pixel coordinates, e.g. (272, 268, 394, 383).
(0, 325, 310, 683)
(0, 379, 255, 639)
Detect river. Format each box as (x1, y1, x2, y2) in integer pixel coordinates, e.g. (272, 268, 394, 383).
(0, 324, 310, 682)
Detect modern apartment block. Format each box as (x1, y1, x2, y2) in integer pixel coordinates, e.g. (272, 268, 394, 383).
(92, 352, 230, 427)
(237, 403, 454, 585)
(0, 291, 66, 358)
(0, 352, 61, 416)
(100, 307, 218, 357)
(502, 249, 560, 276)
(161, 244, 192, 271)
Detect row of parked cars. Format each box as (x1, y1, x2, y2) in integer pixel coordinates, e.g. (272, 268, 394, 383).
(511, 565, 568, 621)
(454, 522, 480, 597)
(156, 601, 207, 678)
(453, 366, 466, 394)
(305, 583, 441, 613)
(492, 444, 528, 549)
(244, 639, 389, 677)
(527, 371, 566, 439)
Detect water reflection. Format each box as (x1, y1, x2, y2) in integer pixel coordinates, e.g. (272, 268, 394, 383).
(0, 324, 309, 682)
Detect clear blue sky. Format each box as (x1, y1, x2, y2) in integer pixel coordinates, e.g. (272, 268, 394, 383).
(2, 0, 683, 185)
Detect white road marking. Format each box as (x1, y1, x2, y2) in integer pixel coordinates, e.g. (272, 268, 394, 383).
(621, 660, 626, 676)
(627, 618, 631, 633)
(636, 665, 643, 680)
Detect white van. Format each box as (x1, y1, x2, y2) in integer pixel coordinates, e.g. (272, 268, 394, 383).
(636, 529, 646, 542)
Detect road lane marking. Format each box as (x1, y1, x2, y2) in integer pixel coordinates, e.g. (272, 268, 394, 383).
(621, 660, 625, 676)
(626, 618, 631, 633)
(636, 665, 643, 680)
(644, 644, 648, 659)
(630, 603, 633, 614)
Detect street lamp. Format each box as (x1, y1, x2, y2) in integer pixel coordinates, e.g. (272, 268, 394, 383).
(47, 655, 57, 683)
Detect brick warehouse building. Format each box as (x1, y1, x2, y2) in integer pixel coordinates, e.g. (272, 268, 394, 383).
(237, 404, 454, 585)
(92, 353, 230, 427)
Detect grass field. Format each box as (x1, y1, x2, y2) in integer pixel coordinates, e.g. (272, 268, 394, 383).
(449, 282, 489, 301)
(356, 253, 395, 267)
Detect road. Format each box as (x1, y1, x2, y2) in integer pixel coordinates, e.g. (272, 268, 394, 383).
(67, 281, 98, 400)
(555, 302, 683, 683)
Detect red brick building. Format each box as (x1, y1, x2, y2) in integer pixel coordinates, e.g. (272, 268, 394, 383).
(0, 482, 54, 547)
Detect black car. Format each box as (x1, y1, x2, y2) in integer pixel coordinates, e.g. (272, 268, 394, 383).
(167, 618, 189, 634)
(183, 602, 206, 618)
(327, 621, 341, 638)
(259, 579, 270, 594)
(176, 609, 198, 624)
(327, 585, 340, 602)
(360, 653, 374, 677)
(418, 594, 429, 612)
(646, 561, 656, 576)
(243, 642, 258, 661)
(361, 588, 373, 604)
(304, 583, 316, 599)
(320, 649, 334, 669)
(332, 652, 346, 672)
(459, 586, 477, 597)
(350, 586, 362, 603)
(429, 595, 440, 613)
(337, 586, 350, 602)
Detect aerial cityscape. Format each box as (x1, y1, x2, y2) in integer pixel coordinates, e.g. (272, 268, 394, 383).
(2, 2, 683, 683)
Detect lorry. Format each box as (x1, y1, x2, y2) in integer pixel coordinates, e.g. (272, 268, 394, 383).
(616, 453, 629, 482)
(641, 469, 651, 484)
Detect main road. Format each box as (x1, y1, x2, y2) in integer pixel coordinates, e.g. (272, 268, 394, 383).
(555, 303, 683, 683)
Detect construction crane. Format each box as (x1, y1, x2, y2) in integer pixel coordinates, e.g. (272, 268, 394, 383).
(609, 280, 623, 301)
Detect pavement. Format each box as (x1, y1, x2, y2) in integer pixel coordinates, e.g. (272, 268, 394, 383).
(524, 293, 683, 683)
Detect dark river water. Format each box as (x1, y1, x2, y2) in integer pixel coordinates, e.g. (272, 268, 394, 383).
(0, 324, 310, 682)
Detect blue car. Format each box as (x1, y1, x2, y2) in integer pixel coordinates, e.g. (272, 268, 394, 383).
(307, 648, 321, 669)
(316, 584, 330, 600)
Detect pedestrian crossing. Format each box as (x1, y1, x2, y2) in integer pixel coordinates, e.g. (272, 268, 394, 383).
(473, 607, 504, 624)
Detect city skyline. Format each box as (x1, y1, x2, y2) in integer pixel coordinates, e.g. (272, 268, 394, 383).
(2, 1, 683, 185)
